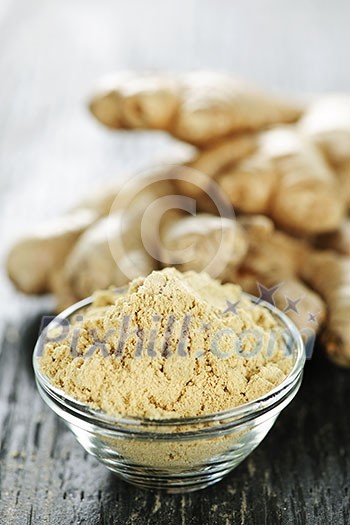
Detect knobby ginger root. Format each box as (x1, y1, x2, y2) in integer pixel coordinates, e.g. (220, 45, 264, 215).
(232, 269, 327, 337)
(313, 219, 350, 256)
(189, 134, 257, 177)
(218, 127, 344, 234)
(172, 127, 344, 234)
(6, 176, 176, 299)
(167, 213, 324, 335)
(335, 161, 350, 209)
(233, 214, 275, 237)
(89, 71, 302, 145)
(174, 72, 301, 145)
(228, 216, 327, 334)
(259, 127, 344, 233)
(159, 213, 248, 279)
(237, 215, 304, 276)
(7, 208, 99, 294)
(173, 134, 258, 209)
(299, 96, 350, 210)
(6, 182, 126, 295)
(219, 151, 277, 214)
(62, 212, 155, 301)
(229, 216, 350, 366)
(89, 72, 180, 130)
(300, 251, 350, 367)
(269, 279, 326, 337)
(61, 178, 177, 302)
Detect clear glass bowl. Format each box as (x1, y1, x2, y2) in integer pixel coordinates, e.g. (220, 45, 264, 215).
(33, 294, 305, 493)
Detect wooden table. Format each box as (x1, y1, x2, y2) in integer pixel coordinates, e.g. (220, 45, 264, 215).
(0, 1, 349, 523)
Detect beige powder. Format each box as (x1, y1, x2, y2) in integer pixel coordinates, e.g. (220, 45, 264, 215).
(39, 267, 292, 420)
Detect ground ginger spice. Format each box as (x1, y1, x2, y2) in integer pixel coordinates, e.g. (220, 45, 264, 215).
(39, 268, 293, 420)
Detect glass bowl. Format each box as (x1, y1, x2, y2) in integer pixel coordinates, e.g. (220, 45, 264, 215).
(33, 294, 305, 493)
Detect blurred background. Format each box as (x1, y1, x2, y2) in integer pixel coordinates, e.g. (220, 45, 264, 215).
(1, 0, 350, 321)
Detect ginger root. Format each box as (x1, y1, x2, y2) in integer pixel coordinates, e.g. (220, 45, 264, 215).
(313, 219, 350, 256)
(6, 72, 350, 369)
(161, 210, 326, 348)
(229, 216, 327, 335)
(173, 134, 258, 213)
(228, 215, 350, 366)
(300, 251, 350, 367)
(219, 150, 276, 214)
(157, 211, 326, 342)
(335, 161, 350, 209)
(62, 211, 155, 301)
(159, 213, 248, 279)
(90, 72, 179, 130)
(188, 134, 257, 177)
(148, 208, 329, 345)
(90, 71, 302, 145)
(6, 181, 127, 295)
(7, 208, 99, 294)
(58, 177, 177, 303)
(170, 126, 344, 234)
(217, 127, 344, 234)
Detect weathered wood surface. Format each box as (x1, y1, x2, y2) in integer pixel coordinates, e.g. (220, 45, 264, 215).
(0, 1, 349, 523)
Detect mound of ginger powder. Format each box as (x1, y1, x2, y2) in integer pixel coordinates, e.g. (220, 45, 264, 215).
(39, 268, 293, 420)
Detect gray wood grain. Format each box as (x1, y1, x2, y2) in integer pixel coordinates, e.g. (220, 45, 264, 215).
(0, 1, 349, 524)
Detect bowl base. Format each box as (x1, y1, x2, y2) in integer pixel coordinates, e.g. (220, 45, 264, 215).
(107, 466, 233, 493)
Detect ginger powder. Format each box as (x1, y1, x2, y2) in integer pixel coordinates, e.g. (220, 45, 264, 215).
(39, 268, 293, 420)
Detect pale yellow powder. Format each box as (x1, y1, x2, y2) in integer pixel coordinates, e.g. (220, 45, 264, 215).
(39, 268, 292, 420)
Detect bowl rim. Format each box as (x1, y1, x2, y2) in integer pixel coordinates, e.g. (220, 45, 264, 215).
(33, 291, 305, 429)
